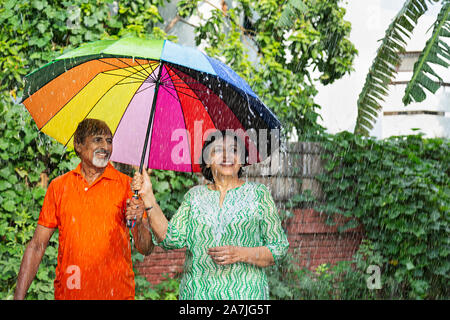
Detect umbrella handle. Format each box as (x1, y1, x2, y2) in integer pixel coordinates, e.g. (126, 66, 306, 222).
(126, 191, 140, 228)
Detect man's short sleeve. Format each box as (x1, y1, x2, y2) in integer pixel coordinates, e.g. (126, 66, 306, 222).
(38, 181, 58, 229)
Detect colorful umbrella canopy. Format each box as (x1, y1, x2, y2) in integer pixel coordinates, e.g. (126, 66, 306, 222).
(23, 37, 281, 173)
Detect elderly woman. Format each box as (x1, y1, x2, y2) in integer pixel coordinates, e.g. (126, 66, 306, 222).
(130, 130, 289, 300)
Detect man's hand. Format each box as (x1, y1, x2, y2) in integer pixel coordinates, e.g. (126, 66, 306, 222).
(126, 196, 153, 255)
(125, 196, 145, 226)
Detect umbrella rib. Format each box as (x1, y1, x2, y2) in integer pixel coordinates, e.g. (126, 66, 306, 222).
(134, 82, 157, 95)
(111, 75, 155, 148)
(169, 77, 194, 173)
(160, 64, 193, 86)
(165, 64, 216, 91)
(97, 58, 149, 80)
(100, 72, 148, 82)
(159, 84, 181, 103)
(98, 57, 155, 81)
(113, 79, 156, 86)
(169, 81, 223, 96)
(163, 65, 208, 101)
(168, 86, 203, 102)
(101, 61, 160, 86)
(60, 68, 147, 147)
(141, 59, 160, 83)
(164, 65, 217, 96)
(166, 66, 219, 133)
(141, 60, 161, 84)
(134, 58, 155, 79)
(117, 57, 156, 81)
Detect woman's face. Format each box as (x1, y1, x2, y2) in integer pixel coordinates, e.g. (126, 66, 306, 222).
(206, 136, 244, 180)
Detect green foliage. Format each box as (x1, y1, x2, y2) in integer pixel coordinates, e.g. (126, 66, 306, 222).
(0, 0, 172, 93)
(268, 240, 383, 299)
(183, 0, 357, 139)
(150, 170, 197, 220)
(313, 131, 449, 299)
(403, 1, 450, 105)
(130, 248, 181, 300)
(134, 274, 180, 300)
(354, 0, 447, 136)
(0, 95, 77, 299)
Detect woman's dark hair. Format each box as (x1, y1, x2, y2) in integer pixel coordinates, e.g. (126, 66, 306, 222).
(73, 118, 112, 156)
(199, 130, 248, 183)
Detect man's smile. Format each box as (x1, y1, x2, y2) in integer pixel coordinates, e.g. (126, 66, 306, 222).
(94, 149, 110, 158)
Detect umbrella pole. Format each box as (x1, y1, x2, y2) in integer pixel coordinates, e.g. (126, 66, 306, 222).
(128, 61, 164, 228)
(138, 61, 164, 174)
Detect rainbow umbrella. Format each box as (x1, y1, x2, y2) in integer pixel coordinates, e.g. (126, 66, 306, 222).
(23, 37, 281, 173)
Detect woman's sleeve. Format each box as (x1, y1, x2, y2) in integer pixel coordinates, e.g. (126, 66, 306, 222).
(258, 184, 289, 266)
(152, 190, 192, 250)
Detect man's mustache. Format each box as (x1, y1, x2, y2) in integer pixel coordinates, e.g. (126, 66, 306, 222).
(94, 148, 111, 157)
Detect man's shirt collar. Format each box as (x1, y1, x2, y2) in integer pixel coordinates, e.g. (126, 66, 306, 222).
(72, 162, 119, 182)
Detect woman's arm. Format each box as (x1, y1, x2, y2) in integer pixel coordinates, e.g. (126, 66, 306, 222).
(208, 246, 275, 268)
(140, 192, 169, 243)
(258, 184, 289, 266)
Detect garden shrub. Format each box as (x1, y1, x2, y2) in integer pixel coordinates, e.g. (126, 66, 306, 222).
(313, 131, 449, 299)
(0, 98, 77, 299)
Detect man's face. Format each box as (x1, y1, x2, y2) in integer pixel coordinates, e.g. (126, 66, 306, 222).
(75, 134, 113, 168)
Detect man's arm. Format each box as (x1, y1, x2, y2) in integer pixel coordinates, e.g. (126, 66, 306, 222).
(127, 197, 154, 256)
(14, 224, 55, 300)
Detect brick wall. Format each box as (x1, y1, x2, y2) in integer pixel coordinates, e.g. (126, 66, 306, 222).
(283, 209, 363, 269)
(136, 248, 185, 284)
(135, 208, 364, 284)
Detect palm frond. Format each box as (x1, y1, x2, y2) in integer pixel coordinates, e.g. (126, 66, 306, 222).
(403, 2, 450, 105)
(354, 0, 437, 136)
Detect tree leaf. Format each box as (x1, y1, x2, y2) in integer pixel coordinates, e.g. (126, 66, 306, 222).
(403, 2, 450, 105)
(355, 0, 432, 135)
(0, 180, 12, 191)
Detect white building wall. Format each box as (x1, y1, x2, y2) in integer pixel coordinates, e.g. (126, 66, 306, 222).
(314, 0, 449, 139)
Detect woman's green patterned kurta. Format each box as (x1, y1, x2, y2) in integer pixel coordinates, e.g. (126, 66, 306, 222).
(153, 182, 289, 300)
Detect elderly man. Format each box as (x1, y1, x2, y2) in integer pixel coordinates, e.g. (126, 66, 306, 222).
(14, 118, 152, 300)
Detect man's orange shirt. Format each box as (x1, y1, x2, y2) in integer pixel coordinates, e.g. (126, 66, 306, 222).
(38, 162, 135, 300)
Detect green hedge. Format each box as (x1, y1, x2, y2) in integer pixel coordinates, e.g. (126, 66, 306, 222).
(313, 132, 449, 299)
(0, 98, 76, 299)
(270, 132, 448, 300)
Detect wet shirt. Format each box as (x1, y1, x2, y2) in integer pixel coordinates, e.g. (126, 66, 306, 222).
(38, 163, 135, 300)
(154, 182, 289, 300)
